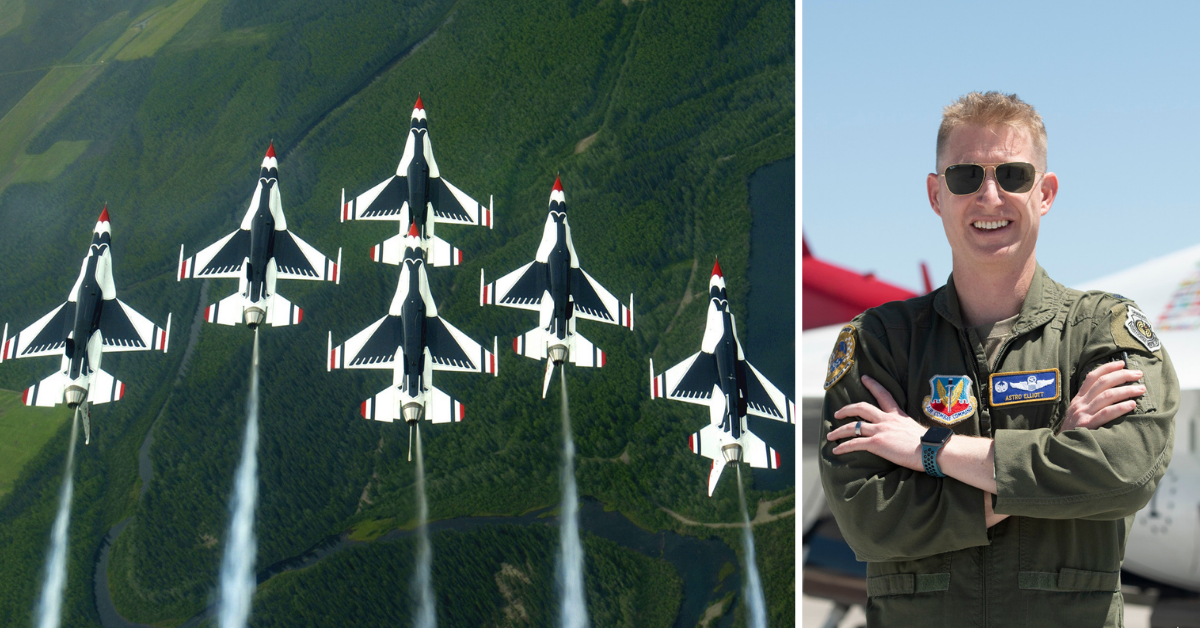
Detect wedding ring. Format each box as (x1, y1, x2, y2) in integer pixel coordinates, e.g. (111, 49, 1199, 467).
(855, 421, 862, 437)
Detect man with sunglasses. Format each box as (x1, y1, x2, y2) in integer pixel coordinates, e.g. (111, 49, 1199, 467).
(818, 92, 1178, 627)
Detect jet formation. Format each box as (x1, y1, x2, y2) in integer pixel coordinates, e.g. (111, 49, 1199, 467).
(2, 208, 170, 444)
(650, 260, 795, 496)
(178, 143, 342, 329)
(2, 98, 793, 496)
(480, 177, 634, 397)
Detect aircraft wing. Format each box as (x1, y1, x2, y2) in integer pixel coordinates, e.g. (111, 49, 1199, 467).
(481, 262, 547, 312)
(426, 317, 497, 374)
(743, 361, 795, 423)
(569, 267, 633, 328)
(329, 316, 403, 370)
(342, 176, 409, 221)
(2, 303, 70, 361)
(179, 230, 250, 279)
(273, 231, 340, 282)
(98, 300, 169, 353)
(430, 178, 492, 227)
(650, 351, 718, 408)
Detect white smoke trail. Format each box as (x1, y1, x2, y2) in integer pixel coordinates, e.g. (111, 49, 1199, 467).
(218, 331, 261, 628)
(557, 368, 588, 628)
(34, 408, 81, 628)
(413, 423, 436, 628)
(735, 465, 767, 628)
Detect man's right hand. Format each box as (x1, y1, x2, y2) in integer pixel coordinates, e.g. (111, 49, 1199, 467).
(1061, 360, 1145, 433)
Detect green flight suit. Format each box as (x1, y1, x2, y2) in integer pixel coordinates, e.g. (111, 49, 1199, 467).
(819, 266, 1178, 628)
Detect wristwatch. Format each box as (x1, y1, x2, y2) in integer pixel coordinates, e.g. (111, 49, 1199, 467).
(921, 426, 953, 477)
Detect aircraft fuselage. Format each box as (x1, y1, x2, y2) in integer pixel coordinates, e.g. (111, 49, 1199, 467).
(246, 181, 277, 303)
(67, 250, 106, 380)
(546, 212, 572, 342)
(399, 264, 428, 398)
(711, 301, 746, 440)
(406, 130, 431, 236)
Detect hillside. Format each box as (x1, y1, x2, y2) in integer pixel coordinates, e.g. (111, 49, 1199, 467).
(0, 0, 795, 625)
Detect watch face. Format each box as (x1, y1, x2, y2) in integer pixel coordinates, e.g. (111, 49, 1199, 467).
(922, 426, 953, 445)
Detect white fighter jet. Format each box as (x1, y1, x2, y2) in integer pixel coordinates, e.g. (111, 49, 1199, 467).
(339, 95, 493, 267)
(328, 224, 498, 457)
(2, 207, 170, 444)
(650, 260, 794, 496)
(480, 176, 634, 397)
(177, 143, 341, 329)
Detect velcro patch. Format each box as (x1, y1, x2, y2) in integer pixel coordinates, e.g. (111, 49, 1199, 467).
(1113, 304, 1161, 353)
(989, 369, 1060, 407)
(922, 375, 977, 426)
(823, 326, 856, 390)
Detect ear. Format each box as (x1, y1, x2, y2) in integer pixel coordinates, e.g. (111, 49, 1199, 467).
(1038, 172, 1058, 217)
(927, 173, 943, 217)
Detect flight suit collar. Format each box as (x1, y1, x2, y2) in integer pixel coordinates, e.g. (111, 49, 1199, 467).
(934, 264, 1061, 334)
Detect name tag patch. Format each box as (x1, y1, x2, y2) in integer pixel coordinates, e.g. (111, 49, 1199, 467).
(989, 369, 1060, 407)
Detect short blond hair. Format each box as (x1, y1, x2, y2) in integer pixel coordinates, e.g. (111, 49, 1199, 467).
(936, 92, 1047, 170)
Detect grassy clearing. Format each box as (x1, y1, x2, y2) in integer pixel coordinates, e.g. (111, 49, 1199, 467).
(64, 10, 132, 64)
(0, 65, 101, 193)
(0, 0, 22, 39)
(11, 140, 90, 183)
(0, 389, 72, 497)
(112, 0, 213, 61)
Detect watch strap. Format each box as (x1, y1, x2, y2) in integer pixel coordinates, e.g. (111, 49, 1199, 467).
(922, 441, 946, 477)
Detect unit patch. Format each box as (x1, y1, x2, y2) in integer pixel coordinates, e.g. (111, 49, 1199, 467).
(922, 375, 977, 426)
(989, 369, 1060, 407)
(1121, 305, 1162, 353)
(823, 326, 856, 390)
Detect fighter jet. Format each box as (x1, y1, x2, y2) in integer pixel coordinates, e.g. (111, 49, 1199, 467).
(328, 224, 497, 457)
(480, 176, 633, 397)
(339, 95, 492, 267)
(649, 259, 794, 496)
(177, 143, 341, 329)
(2, 207, 170, 444)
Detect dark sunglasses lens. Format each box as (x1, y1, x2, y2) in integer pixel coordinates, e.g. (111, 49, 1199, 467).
(995, 163, 1036, 193)
(944, 164, 984, 194)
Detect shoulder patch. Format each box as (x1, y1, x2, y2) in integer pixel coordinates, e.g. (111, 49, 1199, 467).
(823, 326, 856, 390)
(1112, 304, 1162, 353)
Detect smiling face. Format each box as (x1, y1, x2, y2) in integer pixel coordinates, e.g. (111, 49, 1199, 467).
(926, 123, 1058, 275)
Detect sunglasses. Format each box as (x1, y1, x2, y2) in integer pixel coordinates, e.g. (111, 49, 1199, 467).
(939, 162, 1041, 195)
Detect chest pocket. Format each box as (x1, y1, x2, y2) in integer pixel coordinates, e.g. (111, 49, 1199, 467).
(987, 369, 1064, 431)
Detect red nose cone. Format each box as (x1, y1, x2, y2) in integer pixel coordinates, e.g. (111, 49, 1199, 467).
(712, 258, 722, 278)
(408, 223, 420, 238)
(265, 142, 276, 158)
(552, 176, 563, 192)
(414, 94, 424, 110)
(98, 205, 110, 223)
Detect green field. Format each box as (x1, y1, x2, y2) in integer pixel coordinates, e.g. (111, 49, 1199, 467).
(0, 389, 72, 498)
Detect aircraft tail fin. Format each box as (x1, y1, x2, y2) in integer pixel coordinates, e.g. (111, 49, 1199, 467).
(23, 371, 69, 407)
(268, 293, 303, 327)
(205, 291, 245, 326)
(88, 368, 124, 405)
(568, 332, 605, 368)
(513, 326, 547, 360)
(428, 386, 465, 424)
(360, 386, 401, 423)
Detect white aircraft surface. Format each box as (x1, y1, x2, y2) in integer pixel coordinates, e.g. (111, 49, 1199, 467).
(178, 144, 341, 329)
(340, 95, 493, 267)
(2, 207, 170, 444)
(650, 260, 794, 496)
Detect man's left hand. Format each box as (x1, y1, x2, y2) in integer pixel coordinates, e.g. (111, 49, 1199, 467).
(827, 374, 927, 471)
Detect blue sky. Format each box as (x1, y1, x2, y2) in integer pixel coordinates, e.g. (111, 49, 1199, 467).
(802, 1, 1200, 293)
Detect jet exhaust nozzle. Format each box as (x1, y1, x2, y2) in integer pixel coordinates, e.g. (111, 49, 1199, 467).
(548, 344, 568, 365)
(403, 402, 424, 424)
(721, 443, 742, 464)
(64, 385, 87, 408)
(244, 307, 266, 329)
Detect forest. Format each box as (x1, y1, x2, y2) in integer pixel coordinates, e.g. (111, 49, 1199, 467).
(0, 0, 795, 624)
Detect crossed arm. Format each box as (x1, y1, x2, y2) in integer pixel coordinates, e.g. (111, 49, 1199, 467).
(827, 361, 1146, 527)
